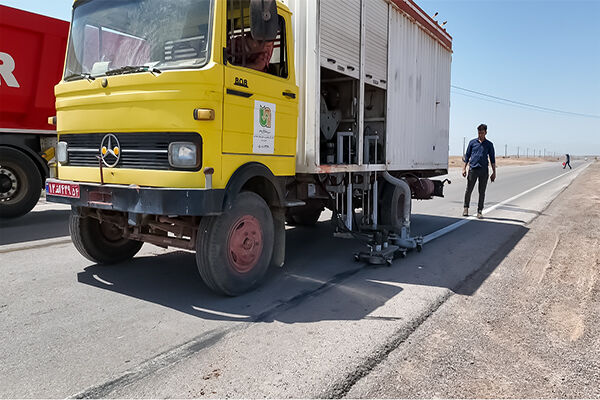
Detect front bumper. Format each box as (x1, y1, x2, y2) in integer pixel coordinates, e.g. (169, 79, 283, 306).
(46, 179, 225, 216)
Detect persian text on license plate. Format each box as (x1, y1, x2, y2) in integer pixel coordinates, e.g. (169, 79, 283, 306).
(47, 182, 80, 199)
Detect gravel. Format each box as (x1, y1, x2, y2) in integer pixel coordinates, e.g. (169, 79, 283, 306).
(347, 162, 600, 399)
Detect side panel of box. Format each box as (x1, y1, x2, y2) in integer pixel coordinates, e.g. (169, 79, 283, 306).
(386, 7, 451, 171)
(286, 0, 452, 174)
(285, 0, 320, 173)
(320, 0, 361, 79)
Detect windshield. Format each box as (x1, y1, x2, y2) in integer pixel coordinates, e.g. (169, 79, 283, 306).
(65, 0, 214, 80)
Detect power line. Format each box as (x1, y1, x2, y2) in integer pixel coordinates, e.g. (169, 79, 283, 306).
(450, 91, 573, 116)
(450, 90, 593, 119)
(451, 85, 600, 119)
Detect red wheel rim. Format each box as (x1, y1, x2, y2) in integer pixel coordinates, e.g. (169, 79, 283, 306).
(227, 215, 263, 273)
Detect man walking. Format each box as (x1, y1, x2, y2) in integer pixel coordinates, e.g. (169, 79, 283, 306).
(462, 124, 496, 219)
(563, 153, 572, 169)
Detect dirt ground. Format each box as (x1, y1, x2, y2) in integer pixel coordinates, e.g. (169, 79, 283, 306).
(348, 161, 600, 398)
(449, 155, 561, 168)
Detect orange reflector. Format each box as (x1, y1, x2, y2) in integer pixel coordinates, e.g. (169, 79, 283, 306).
(194, 108, 215, 121)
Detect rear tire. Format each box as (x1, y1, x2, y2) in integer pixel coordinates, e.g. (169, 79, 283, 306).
(0, 147, 42, 219)
(70, 210, 143, 264)
(196, 192, 274, 296)
(380, 182, 407, 232)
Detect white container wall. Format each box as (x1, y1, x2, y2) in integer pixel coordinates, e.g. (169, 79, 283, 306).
(386, 4, 451, 170)
(284, 0, 320, 172)
(320, 0, 362, 79)
(283, 0, 452, 174)
(365, 0, 389, 89)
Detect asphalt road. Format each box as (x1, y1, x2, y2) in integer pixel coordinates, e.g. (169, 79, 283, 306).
(0, 160, 590, 398)
(348, 162, 600, 398)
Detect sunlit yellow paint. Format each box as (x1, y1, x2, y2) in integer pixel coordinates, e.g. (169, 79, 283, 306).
(56, 1, 298, 194)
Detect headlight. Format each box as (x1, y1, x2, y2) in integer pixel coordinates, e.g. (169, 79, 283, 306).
(168, 142, 200, 169)
(56, 141, 68, 164)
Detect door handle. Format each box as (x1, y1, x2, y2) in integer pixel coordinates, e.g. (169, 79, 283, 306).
(282, 91, 296, 99)
(227, 88, 253, 98)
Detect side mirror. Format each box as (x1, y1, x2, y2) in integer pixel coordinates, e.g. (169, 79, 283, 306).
(250, 0, 279, 41)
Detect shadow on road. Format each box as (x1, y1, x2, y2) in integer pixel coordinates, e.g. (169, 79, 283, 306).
(0, 209, 70, 245)
(77, 214, 529, 324)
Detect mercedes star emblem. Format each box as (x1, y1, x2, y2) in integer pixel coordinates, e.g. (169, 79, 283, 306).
(100, 134, 121, 168)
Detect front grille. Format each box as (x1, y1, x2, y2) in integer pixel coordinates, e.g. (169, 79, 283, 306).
(60, 132, 202, 171)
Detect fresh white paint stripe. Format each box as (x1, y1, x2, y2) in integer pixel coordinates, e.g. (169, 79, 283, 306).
(92, 274, 114, 286)
(192, 306, 250, 320)
(423, 163, 591, 244)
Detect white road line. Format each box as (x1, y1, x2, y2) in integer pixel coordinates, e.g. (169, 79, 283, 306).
(191, 306, 251, 320)
(92, 274, 114, 286)
(423, 163, 591, 244)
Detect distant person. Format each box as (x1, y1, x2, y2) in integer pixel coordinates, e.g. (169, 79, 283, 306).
(462, 124, 496, 219)
(563, 153, 572, 169)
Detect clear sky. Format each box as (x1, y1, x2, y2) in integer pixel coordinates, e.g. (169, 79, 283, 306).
(2, 0, 599, 156)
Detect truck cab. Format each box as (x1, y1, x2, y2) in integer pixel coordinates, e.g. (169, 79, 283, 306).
(49, 0, 298, 295)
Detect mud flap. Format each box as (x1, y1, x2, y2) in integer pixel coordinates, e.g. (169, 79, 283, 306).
(270, 207, 286, 268)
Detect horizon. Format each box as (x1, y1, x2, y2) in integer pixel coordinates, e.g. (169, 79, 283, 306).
(1, 0, 599, 156)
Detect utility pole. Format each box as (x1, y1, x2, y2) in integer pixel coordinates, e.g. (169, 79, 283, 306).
(505, 144, 507, 158)
(462, 137, 466, 159)
(517, 147, 520, 158)
(527, 148, 529, 158)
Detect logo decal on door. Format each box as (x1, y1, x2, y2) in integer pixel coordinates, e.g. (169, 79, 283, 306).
(253, 100, 276, 154)
(259, 106, 272, 129)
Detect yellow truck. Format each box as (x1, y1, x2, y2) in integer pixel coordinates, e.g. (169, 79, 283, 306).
(46, 0, 452, 295)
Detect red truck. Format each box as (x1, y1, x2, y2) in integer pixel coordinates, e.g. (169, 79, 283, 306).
(0, 5, 69, 218)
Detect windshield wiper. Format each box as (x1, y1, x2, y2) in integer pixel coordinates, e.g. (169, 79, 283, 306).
(105, 65, 162, 77)
(64, 73, 96, 82)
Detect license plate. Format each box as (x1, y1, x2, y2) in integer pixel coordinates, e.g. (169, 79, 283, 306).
(47, 182, 80, 199)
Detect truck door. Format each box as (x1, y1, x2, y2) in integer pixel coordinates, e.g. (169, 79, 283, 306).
(222, 1, 297, 157)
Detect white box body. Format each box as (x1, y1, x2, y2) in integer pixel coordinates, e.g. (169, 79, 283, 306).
(282, 0, 452, 174)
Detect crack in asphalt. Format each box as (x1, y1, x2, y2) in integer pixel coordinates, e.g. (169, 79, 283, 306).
(69, 329, 228, 399)
(324, 292, 452, 399)
(68, 261, 370, 398)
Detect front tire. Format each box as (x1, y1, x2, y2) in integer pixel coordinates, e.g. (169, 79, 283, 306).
(70, 210, 143, 264)
(0, 147, 42, 219)
(196, 192, 274, 296)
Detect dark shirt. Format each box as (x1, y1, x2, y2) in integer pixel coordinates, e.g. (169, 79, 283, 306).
(465, 138, 495, 169)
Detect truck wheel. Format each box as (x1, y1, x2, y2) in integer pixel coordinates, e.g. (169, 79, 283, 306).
(380, 182, 407, 232)
(196, 192, 274, 296)
(70, 211, 143, 264)
(0, 147, 42, 219)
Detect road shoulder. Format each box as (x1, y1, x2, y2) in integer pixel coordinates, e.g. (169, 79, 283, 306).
(347, 162, 600, 398)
